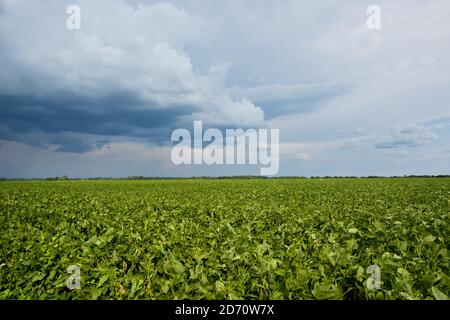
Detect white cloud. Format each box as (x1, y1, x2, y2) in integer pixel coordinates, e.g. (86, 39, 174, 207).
(0, 0, 264, 129)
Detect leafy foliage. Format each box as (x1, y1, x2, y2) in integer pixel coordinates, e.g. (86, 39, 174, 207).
(0, 178, 449, 299)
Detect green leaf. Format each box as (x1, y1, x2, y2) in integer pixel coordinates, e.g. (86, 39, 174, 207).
(172, 259, 185, 274)
(356, 266, 365, 282)
(431, 287, 449, 300)
(98, 275, 108, 287)
(91, 288, 102, 300)
(215, 280, 225, 292)
(312, 282, 343, 300)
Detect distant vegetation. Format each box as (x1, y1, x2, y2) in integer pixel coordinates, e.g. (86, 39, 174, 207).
(1, 175, 450, 181)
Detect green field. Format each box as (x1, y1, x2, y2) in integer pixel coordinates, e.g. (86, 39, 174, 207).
(0, 178, 449, 300)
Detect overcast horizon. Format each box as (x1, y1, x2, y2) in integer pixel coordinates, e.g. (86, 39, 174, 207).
(1, 0, 450, 178)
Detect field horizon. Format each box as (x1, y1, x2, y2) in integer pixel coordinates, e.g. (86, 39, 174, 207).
(2, 174, 450, 181)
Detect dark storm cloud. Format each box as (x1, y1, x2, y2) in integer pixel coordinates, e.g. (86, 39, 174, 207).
(0, 91, 196, 149)
(0, 0, 266, 155)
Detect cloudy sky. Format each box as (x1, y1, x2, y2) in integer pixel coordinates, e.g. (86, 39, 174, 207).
(0, 0, 449, 178)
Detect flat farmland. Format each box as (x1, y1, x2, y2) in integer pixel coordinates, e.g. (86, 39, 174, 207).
(0, 178, 449, 299)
